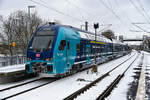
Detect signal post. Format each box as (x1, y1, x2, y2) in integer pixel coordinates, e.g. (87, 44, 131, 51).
(91, 23, 99, 74)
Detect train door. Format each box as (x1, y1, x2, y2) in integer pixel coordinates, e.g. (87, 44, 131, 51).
(86, 44, 91, 64)
(56, 39, 72, 74)
(66, 39, 77, 72)
(55, 40, 67, 73)
(66, 40, 71, 68)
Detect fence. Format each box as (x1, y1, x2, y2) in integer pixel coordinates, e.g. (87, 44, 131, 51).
(0, 56, 26, 67)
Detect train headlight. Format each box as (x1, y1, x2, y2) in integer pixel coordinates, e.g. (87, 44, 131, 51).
(45, 58, 53, 61)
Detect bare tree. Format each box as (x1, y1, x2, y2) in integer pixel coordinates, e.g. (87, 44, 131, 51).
(2, 17, 14, 55)
(0, 15, 10, 55)
(101, 29, 115, 40)
(0, 15, 4, 39)
(2, 10, 43, 55)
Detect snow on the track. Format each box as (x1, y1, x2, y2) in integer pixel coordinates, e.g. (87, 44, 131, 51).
(0, 54, 5, 57)
(0, 77, 40, 90)
(75, 51, 139, 100)
(0, 64, 25, 73)
(106, 52, 146, 100)
(144, 52, 150, 100)
(6, 52, 137, 100)
(0, 79, 54, 99)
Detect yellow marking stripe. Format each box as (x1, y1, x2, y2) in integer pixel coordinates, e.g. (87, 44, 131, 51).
(90, 41, 105, 44)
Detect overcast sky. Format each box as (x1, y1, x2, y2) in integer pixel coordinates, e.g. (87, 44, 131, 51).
(1, 0, 150, 39)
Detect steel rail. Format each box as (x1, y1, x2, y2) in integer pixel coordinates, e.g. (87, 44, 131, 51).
(63, 54, 136, 100)
(0, 78, 43, 92)
(1, 79, 58, 100)
(96, 54, 140, 100)
(1, 53, 133, 100)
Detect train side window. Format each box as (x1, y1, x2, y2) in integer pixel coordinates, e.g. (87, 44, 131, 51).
(76, 44, 80, 52)
(59, 40, 66, 50)
(67, 42, 70, 49)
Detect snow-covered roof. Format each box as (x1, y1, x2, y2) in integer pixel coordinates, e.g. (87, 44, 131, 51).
(78, 31, 112, 43)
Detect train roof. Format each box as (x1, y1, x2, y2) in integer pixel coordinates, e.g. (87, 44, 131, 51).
(39, 23, 126, 44)
(65, 25, 113, 43)
(41, 24, 112, 43)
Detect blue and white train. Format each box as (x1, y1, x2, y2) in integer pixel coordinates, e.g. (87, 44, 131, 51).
(25, 23, 130, 77)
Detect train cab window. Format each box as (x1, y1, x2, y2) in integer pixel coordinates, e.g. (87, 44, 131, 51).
(59, 40, 66, 50)
(76, 44, 80, 52)
(31, 28, 56, 50)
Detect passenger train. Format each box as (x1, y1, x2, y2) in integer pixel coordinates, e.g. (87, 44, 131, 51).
(25, 23, 130, 77)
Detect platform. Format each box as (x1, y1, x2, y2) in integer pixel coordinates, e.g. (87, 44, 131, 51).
(0, 64, 26, 83)
(136, 56, 146, 100)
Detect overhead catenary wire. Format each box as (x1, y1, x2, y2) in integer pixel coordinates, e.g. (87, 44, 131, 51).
(128, 0, 150, 32)
(105, 0, 132, 28)
(107, 0, 113, 10)
(128, 0, 150, 23)
(98, 0, 124, 24)
(112, 0, 150, 33)
(38, 0, 87, 21)
(129, 30, 150, 33)
(113, 0, 137, 31)
(30, 0, 84, 23)
(30, 0, 109, 31)
(65, 0, 87, 21)
(137, 0, 150, 21)
(65, 0, 91, 16)
(98, 0, 129, 34)
(132, 23, 150, 33)
(65, 0, 103, 23)
(114, 0, 132, 23)
(114, 0, 150, 34)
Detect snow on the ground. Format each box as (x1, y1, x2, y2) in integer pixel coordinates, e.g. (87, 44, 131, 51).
(145, 52, 150, 100)
(75, 75, 118, 100)
(75, 51, 139, 100)
(106, 51, 147, 100)
(0, 77, 40, 90)
(0, 79, 52, 99)
(6, 52, 137, 100)
(0, 54, 5, 57)
(0, 64, 25, 73)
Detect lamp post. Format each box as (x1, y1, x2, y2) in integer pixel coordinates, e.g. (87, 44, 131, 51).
(28, 6, 35, 41)
(80, 21, 88, 31)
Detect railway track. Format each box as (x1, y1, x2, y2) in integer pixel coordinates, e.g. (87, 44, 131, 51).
(0, 77, 43, 92)
(95, 53, 141, 100)
(63, 53, 139, 100)
(0, 53, 134, 100)
(0, 78, 58, 100)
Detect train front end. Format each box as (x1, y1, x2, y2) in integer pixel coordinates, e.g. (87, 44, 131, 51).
(25, 25, 57, 77)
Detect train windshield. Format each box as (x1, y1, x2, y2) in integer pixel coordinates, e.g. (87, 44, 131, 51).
(30, 29, 55, 50)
